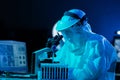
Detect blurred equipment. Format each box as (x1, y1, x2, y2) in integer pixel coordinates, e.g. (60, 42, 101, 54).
(116, 30, 120, 35)
(113, 31, 120, 62)
(113, 30, 120, 79)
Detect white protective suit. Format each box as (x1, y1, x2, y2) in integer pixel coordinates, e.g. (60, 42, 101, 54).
(54, 9, 117, 80)
(54, 32, 117, 80)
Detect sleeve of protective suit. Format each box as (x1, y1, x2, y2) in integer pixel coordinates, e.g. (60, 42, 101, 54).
(102, 37, 117, 80)
(71, 40, 107, 80)
(73, 36, 117, 80)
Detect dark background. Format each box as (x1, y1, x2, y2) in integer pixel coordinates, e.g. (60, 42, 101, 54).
(0, 0, 120, 72)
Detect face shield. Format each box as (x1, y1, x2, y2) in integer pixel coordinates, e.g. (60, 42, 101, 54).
(56, 9, 86, 31)
(55, 15, 80, 42)
(56, 9, 88, 42)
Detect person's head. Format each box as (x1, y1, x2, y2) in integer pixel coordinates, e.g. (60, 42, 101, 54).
(56, 9, 92, 41)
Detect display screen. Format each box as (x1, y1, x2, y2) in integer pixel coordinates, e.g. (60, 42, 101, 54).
(0, 40, 28, 73)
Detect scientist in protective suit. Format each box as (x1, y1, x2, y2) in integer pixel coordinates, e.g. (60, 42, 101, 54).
(54, 9, 117, 80)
